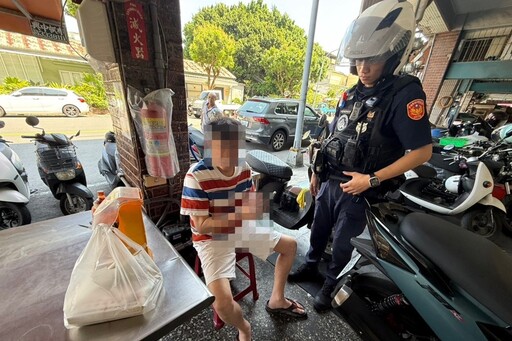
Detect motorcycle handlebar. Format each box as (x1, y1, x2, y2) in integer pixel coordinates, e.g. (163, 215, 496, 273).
(21, 135, 39, 139)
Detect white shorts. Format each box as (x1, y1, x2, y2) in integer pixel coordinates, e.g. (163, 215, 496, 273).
(194, 227, 281, 286)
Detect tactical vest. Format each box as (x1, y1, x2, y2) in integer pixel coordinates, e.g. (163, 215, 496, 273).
(321, 75, 422, 177)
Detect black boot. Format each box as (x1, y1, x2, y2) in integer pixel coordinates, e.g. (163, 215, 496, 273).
(287, 263, 320, 282)
(313, 281, 336, 312)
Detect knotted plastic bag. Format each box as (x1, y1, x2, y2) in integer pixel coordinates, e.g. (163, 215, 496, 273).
(128, 87, 180, 178)
(63, 223, 163, 328)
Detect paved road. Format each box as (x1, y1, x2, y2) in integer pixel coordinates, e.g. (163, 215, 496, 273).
(0, 115, 114, 144)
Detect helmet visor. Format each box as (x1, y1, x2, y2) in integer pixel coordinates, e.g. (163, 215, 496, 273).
(336, 3, 414, 74)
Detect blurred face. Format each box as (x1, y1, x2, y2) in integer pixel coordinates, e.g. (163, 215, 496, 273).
(355, 59, 385, 88)
(209, 132, 240, 170)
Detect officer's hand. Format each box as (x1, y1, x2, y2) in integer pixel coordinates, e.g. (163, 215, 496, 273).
(310, 173, 320, 197)
(340, 171, 370, 195)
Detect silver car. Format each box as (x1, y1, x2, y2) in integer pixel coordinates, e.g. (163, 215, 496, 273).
(237, 98, 322, 151)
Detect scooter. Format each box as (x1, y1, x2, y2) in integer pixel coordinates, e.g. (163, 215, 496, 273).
(98, 131, 124, 189)
(188, 124, 204, 162)
(22, 116, 93, 215)
(246, 149, 314, 230)
(0, 121, 31, 228)
(331, 202, 512, 341)
(397, 151, 506, 241)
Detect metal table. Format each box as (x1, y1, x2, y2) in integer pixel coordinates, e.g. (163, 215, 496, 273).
(0, 212, 213, 340)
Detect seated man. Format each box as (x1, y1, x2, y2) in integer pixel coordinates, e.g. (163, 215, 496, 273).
(181, 117, 307, 341)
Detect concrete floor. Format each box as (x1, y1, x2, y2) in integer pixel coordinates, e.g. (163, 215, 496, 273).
(161, 223, 361, 341)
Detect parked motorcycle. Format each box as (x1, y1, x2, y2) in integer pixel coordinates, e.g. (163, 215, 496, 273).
(398, 150, 506, 240)
(188, 124, 204, 162)
(0, 121, 31, 228)
(331, 202, 512, 341)
(246, 149, 314, 230)
(22, 116, 93, 215)
(98, 131, 124, 189)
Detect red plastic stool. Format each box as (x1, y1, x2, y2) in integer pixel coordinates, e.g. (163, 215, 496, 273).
(194, 252, 259, 330)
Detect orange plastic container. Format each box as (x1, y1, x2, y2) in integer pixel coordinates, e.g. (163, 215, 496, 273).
(93, 187, 150, 255)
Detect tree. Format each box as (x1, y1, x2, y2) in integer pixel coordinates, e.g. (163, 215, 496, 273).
(189, 24, 235, 90)
(184, 0, 328, 97)
(262, 45, 304, 96)
(65, 2, 79, 17)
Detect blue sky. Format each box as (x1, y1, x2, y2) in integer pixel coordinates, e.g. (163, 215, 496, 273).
(179, 0, 362, 53)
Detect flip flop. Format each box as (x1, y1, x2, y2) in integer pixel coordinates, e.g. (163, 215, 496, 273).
(265, 297, 308, 319)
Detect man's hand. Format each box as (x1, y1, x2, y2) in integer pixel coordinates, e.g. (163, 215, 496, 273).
(310, 173, 320, 197)
(339, 171, 370, 195)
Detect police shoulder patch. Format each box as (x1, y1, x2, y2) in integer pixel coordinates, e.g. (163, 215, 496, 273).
(407, 99, 425, 120)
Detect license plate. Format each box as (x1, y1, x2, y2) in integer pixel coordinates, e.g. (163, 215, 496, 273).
(241, 120, 249, 127)
(337, 252, 362, 279)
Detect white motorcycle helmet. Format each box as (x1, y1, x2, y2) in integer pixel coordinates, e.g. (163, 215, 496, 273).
(491, 123, 512, 143)
(336, 0, 415, 76)
(444, 175, 461, 194)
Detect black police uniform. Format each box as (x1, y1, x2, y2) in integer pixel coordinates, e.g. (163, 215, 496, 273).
(306, 75, 432, 287)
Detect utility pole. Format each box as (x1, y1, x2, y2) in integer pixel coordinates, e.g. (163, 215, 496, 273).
(286, 0, 319, 168)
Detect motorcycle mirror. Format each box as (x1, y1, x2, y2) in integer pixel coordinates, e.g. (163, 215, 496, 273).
(70, 130, 81, 140)
(0, 121, 4, 129)
(443, 144, 455, 151)
(25, 116, 39, 127)
(302, 131, 311, 140)
(318, 114, 327, 127)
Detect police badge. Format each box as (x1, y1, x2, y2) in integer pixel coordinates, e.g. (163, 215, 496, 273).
(336, 114, 349, 131)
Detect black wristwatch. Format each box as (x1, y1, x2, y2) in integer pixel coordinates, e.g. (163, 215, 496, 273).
(368, 172, 380, 188)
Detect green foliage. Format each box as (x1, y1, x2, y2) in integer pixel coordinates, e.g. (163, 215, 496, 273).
(65, 2, 79, 17)
(189, 23, 236, 89)
(0, 77, 31, 94)
(262, 45, 304, 97)
(231, 97, 243, 105)
(46, 73, 107, 109)
(184, 0, 328, 97)
(71, 73, 107, 109)
(306, 88, 325, 107)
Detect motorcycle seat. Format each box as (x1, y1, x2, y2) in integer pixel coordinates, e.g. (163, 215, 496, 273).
(246, 150, 292, 180)
(400, 212, 512, 325)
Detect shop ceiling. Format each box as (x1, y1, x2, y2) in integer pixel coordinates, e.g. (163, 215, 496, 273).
(418, 0, 512, 34)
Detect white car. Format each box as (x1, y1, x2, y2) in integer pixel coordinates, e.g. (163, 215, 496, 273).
(0, 87, 90, 118)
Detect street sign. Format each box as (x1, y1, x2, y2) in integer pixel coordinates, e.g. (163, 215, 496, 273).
(30, 19, 68, 43)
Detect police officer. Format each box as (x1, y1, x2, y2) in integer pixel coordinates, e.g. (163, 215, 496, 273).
(288, 0, 433, 312)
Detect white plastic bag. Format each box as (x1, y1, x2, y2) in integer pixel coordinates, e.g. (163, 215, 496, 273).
(127, 86, 180, 178)
(63, 223, 163, 328)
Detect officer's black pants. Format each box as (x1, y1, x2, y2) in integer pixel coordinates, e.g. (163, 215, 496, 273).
(305, 178, 367, 286)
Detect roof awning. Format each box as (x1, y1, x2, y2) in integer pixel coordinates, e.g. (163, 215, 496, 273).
(0, 0, 68, 43)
